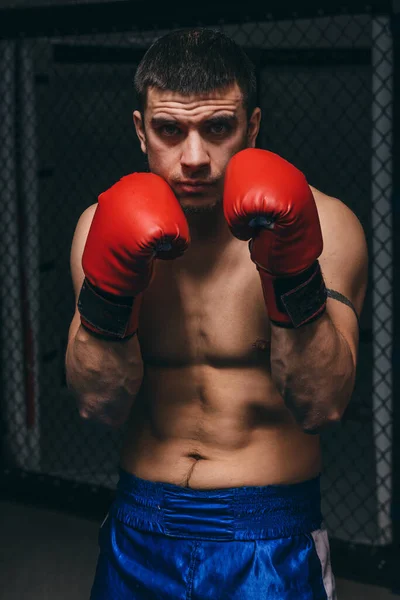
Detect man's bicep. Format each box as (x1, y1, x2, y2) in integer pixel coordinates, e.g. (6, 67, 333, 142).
(70, 203, 97, 303)
(322, 200, 368, 312)
(68, 203, 97, 343)
(316, 194, 368, 366)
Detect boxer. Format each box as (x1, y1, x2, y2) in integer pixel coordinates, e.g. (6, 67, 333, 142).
(66, 27, 368, 600)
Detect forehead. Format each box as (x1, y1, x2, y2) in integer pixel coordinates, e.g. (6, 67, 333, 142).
(145, 83, 245, 121)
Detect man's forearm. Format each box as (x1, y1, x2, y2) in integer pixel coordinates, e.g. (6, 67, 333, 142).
(65, 325, 144, 428)
(271, 313, 356, 433)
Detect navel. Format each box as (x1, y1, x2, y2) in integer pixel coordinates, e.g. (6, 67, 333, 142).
(187, 452, 206, 461)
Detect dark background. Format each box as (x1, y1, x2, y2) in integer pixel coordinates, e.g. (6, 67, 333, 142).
(0, 0, 399, 595)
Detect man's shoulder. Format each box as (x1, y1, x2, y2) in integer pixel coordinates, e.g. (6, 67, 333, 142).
(309, 185, 363, 237)
(81, 203, 98, 221)
(310, 185, 347, 213)
(310, 185, 368, 306)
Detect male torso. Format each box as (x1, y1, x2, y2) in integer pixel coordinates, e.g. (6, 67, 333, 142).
(120, 213, 322, 488)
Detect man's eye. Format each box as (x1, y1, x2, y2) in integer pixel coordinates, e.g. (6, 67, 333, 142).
(209, 123, 229, 135)
(161, 125, 180, 136)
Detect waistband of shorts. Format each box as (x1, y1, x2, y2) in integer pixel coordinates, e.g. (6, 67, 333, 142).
(111, 468, 323, 541)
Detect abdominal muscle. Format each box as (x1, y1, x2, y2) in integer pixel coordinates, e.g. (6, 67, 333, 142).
(120, 363, 322, 489)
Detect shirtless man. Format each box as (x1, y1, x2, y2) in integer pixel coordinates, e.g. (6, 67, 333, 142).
(66, 28, 368, 600)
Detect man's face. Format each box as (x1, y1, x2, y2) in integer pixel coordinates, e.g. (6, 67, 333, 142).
(133, 83, 261, 215)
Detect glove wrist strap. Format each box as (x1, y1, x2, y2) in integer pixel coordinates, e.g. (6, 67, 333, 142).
(78, 278, 139, 340)
(257, 261, 327, 328)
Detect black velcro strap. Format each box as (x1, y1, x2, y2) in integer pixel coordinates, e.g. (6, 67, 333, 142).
(275, 261, 327, 328)
(79, 321, 137, 342)
(77, 278, 134, 339)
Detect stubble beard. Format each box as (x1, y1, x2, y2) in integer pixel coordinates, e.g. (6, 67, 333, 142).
(181, 196, 223, 215)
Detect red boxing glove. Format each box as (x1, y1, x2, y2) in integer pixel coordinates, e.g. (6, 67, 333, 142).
(78, 172, 190, 339)
(223, 148, 327, 328)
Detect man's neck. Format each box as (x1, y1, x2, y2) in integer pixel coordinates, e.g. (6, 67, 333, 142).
(185, 205, 232, 246)
(177, 206, 240, 273)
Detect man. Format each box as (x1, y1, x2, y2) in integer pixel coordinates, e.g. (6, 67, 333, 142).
(66, 28, 368, 600)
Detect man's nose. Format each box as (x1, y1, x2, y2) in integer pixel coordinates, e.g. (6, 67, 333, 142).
(180, 133, 210, 171)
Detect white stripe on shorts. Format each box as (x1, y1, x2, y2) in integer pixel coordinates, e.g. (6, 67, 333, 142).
(311, 526, 337, 600)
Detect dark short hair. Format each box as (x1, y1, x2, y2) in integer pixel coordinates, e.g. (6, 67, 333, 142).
(134, 28, 257, 118)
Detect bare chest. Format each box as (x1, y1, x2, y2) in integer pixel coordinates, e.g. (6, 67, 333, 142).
(137, 249, 271, 367)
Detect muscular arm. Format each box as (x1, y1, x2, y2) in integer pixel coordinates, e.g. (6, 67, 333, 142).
(270, 191, 368, 434)
(65, 205, 144, 428)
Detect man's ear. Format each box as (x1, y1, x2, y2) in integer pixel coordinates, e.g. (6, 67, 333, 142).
(133, 110, 147, 154)
(247, 107, 261, 148)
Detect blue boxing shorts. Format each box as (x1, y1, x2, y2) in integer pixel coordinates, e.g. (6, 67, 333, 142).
(90, 469, 336, 599)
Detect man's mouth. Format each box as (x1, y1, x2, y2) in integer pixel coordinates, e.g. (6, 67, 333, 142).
(175, 181, 215, 194)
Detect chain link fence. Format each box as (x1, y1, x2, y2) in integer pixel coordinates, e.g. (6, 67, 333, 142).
(0, 1, 396, 588)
